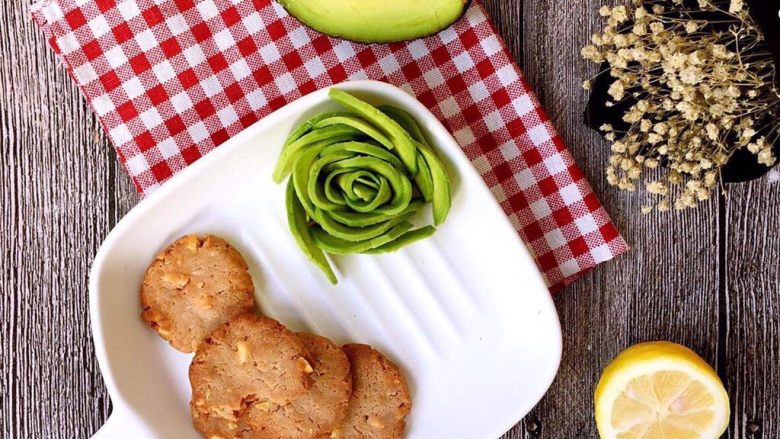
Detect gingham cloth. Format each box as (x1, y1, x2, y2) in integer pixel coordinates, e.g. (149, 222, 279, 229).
(30, 0, 628, 292)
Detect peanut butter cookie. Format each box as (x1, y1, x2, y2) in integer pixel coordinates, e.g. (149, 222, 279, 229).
(189, 314, 315, 438)
(141, 234, 255, 353)
(330, 344, 412, 439)
(240, 333, 353, 438)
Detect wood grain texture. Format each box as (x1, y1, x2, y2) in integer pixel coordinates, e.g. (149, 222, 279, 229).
(0, 2, 139, 438)
(724, 179, 780, 438)
(1, 0, 778, 438)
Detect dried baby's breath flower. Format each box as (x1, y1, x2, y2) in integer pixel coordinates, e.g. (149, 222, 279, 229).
(758, 148, 777, 167)
(608, 81, 626, 100)
(583, 80, 592, 91)
(647, 180, 669, 195)
(608, 6, 630, 25)
(583, 0, 779, 212)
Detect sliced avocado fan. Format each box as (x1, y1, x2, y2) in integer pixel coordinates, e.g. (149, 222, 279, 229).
(277, 0, 470, 43)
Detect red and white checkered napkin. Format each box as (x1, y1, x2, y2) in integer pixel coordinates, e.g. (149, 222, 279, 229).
(31, 0, 628, 291)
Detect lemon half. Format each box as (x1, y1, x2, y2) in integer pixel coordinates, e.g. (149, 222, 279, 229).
(594, 342, 730, 439)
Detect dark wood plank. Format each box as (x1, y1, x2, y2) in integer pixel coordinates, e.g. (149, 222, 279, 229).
(0, 2, 139, 437)
(516, 0, 724, 437)
(724, 179, 780, 438)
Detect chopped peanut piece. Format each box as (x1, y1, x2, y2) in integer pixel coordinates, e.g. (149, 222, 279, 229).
(367, 416, 385, 429)
(297, 357, 314, 374)
(161, 272, 189, 289)
(183, 235, 200, 252)
(255, 401, 274, 412)
(237, 341, 250, 364)
(194, 294, 215, 310)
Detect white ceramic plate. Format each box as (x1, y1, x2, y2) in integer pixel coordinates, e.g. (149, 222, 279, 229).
(89, 80, 562, 439)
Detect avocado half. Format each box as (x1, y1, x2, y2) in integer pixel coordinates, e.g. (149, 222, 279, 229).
(277, 0, 470, 43)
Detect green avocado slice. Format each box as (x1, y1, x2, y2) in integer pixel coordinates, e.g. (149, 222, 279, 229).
(362, 225, 437, 254)
(277, 0, 469, 43)
(286, 181, 338, 284)
(329, 89, 419, 175)
(378, 105, 427, 143)
(273, 124, 361, 183)
(282, 112, 351, 148)
(417, 140, 452, 226)
(379, 105, 452, 224)
(314, 116, 394, 150)
(311, 221, 415, 254)
(379, 105, 434, 201)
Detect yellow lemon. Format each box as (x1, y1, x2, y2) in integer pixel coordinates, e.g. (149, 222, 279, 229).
(594, 341, 730, 439)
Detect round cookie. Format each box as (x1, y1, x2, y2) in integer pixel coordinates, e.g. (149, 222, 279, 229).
(141, 234, 255, 353)
(190, 314, 315, 438)
(330, 344, 412, 439)
(240, 333, 353, 438)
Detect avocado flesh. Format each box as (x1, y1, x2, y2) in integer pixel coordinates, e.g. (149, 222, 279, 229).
(278, 0, 468, 43)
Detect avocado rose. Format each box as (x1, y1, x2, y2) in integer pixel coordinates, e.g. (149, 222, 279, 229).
(274, 89, 452, 284)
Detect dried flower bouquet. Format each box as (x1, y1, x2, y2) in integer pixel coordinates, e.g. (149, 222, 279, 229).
(582, 0, 780, 212)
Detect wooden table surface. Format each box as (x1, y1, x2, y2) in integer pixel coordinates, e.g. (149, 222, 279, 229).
(2, 0, 779, 438)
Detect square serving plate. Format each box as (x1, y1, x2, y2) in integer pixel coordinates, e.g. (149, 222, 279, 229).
(89, 80, 562, 439)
